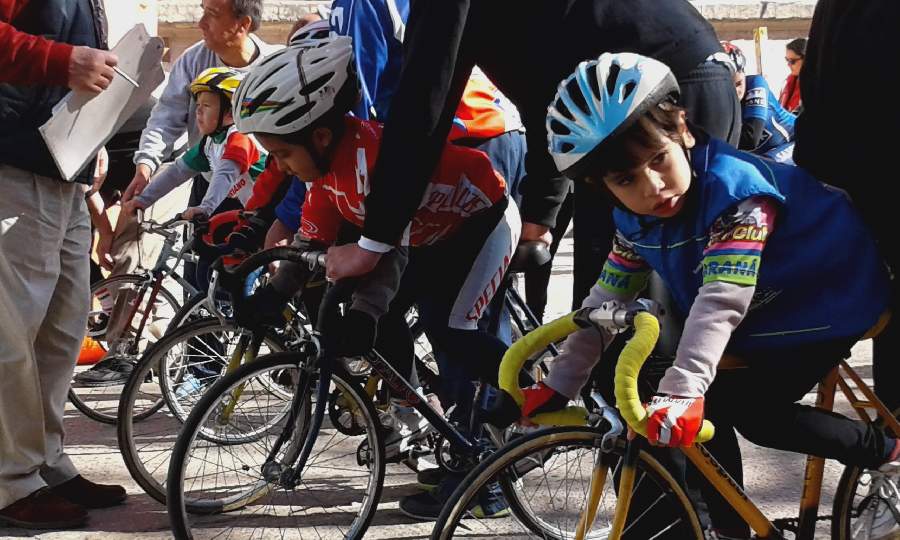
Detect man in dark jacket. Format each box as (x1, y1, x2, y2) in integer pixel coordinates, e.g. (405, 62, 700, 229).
(323, 0, 740, 312)
(793, 0, 899, 414)
(0, 0, 127, 530)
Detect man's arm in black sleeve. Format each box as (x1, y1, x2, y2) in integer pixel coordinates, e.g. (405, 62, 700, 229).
(518, 104, 571, 228)
(361, 0, 475, 247)
(739, 117, 766, 151)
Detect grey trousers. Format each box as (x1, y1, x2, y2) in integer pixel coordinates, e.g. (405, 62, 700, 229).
(0, 164, 90, 508)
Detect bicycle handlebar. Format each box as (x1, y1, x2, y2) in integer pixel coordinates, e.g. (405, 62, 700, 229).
(218, 246, 327, 302)
(495, 300, 715, 441)
(496, 311, 588, 426)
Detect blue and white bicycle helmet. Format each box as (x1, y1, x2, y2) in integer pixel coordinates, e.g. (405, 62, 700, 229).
(547, 52, 680, 179)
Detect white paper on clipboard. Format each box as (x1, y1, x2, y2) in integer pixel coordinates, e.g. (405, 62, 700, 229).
(39, 24, 165, 182)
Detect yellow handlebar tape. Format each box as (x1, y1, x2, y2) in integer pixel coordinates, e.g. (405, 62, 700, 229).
(497, 311, 587, 426)
(614, 312, 714, 443)
(499, 311, 580, 406)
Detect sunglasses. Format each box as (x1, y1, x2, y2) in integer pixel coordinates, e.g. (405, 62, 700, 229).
(785, 57, 803, 66)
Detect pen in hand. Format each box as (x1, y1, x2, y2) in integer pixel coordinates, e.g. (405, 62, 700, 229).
(112, 66, 140, 88)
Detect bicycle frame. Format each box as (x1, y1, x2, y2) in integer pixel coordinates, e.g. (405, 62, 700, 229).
(107, 221, 199, 355)
(497, 304, 898, 540)
(611, 343, 899, 540)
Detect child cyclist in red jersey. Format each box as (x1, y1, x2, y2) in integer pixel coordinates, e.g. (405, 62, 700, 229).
(232, 35, 519, 478)
(516, 52, 898, 537)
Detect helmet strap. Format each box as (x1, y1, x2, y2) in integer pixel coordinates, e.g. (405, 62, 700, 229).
(215, 93, 229, 133)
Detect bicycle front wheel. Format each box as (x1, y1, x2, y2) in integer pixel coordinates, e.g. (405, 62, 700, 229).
(117, 318, 285, 504)
(433, 426, 703, 540)
(167, 352, 385, 540)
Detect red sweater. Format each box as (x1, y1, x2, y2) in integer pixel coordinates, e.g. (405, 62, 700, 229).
(0, 0, 73, 86)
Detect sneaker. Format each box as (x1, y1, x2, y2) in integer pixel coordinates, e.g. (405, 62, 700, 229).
(72, 356, 135, 386)
(416, 466, 447, 491)
(858, 461, 899, 539)
(381, 403, 433, 461)
(175, 373, 205, 400)
(399, 474, 509, 521)
(0, 487, 87, 529)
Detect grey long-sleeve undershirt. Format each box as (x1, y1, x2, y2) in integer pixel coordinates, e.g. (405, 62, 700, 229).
(543, 280, 754, 399)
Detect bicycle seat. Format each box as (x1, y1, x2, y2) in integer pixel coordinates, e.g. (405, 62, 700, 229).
(508, 241, 552, 274)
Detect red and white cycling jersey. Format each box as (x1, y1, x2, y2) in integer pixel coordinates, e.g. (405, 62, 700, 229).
(300, 116, 507, 246)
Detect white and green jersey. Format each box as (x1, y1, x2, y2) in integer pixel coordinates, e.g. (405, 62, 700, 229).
(137, 125, 266, 216)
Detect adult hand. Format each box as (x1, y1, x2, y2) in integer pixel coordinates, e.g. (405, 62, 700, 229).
(521, 222, 553, 247)
(121, 164, 153, 204)
(325, 243, 382, 281)
(181, 207, 206, 221)
(92, 146, 108, 191)
(68, 46, 118, 94)
(646, 395, 705, 447)
(96, 228, 115, 272)
(121, 198, 147, 217)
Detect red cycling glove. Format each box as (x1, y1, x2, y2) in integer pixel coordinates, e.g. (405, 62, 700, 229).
(646, 395, 705, 447)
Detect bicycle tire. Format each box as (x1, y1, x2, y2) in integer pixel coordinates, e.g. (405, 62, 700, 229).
(167, 352, 385, 540)
(831, 406, 900, 540)
(70, 273, 182, 424)
(116, 318, 285, 504)
(433, 426, 703, 540)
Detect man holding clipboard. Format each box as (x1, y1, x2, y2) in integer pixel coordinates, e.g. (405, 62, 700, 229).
(0, 0, 128, 530)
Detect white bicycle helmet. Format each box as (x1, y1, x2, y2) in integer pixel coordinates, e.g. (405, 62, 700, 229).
(547, 52, 680, 179)
(288, 19, 331, 46)
(233, 34, 358, 136)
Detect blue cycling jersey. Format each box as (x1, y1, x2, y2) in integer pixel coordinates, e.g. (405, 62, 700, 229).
(274, 178, 307, 232)
(742, 74, 796, 155)
(330, 0, 408, 120)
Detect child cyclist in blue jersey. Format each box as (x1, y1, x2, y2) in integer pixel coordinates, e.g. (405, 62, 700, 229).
(519, 52, 898, 538)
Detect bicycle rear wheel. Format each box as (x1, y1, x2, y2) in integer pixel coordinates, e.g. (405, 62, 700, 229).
(167, 352, 385, 540)
(433, 426, 703, 540)
(70, 274, 182, 423)
(117, 318, 285, 504)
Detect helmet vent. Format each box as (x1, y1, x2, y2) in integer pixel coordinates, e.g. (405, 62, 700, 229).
(298, 73, 335, 96)
(606, 63, 621, 96)
(254, 63, 288, 88)
(259, 53, 285, 67)
(587, 64, 602, 105)
(275, 101, 315, 127)
(549, 119, 570, 136)
(561, 142, 574, 153)
(622, 81, 637, 99)
(565, 79, 589, 117)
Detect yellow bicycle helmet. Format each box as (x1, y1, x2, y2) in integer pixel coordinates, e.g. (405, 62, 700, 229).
(190, 67, 243, 100)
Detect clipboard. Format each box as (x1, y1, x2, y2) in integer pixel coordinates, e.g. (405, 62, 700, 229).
(39, 24, 165, 182)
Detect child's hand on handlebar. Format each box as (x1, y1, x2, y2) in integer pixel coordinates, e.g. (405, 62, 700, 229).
(182, 207, 207, 221)
(646, 395, 705, 447)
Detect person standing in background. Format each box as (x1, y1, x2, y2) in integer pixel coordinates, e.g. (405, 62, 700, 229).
(793, 1, 899, 414)
(779, 37, 806, 114)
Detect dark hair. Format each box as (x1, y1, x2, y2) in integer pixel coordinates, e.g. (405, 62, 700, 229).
(786, 38, 807, 57)
(582, 101, 689, 184)
(232, 0, 263, 32)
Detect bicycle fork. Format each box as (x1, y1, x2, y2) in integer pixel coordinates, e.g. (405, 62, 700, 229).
(217, 332, 264, 425)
